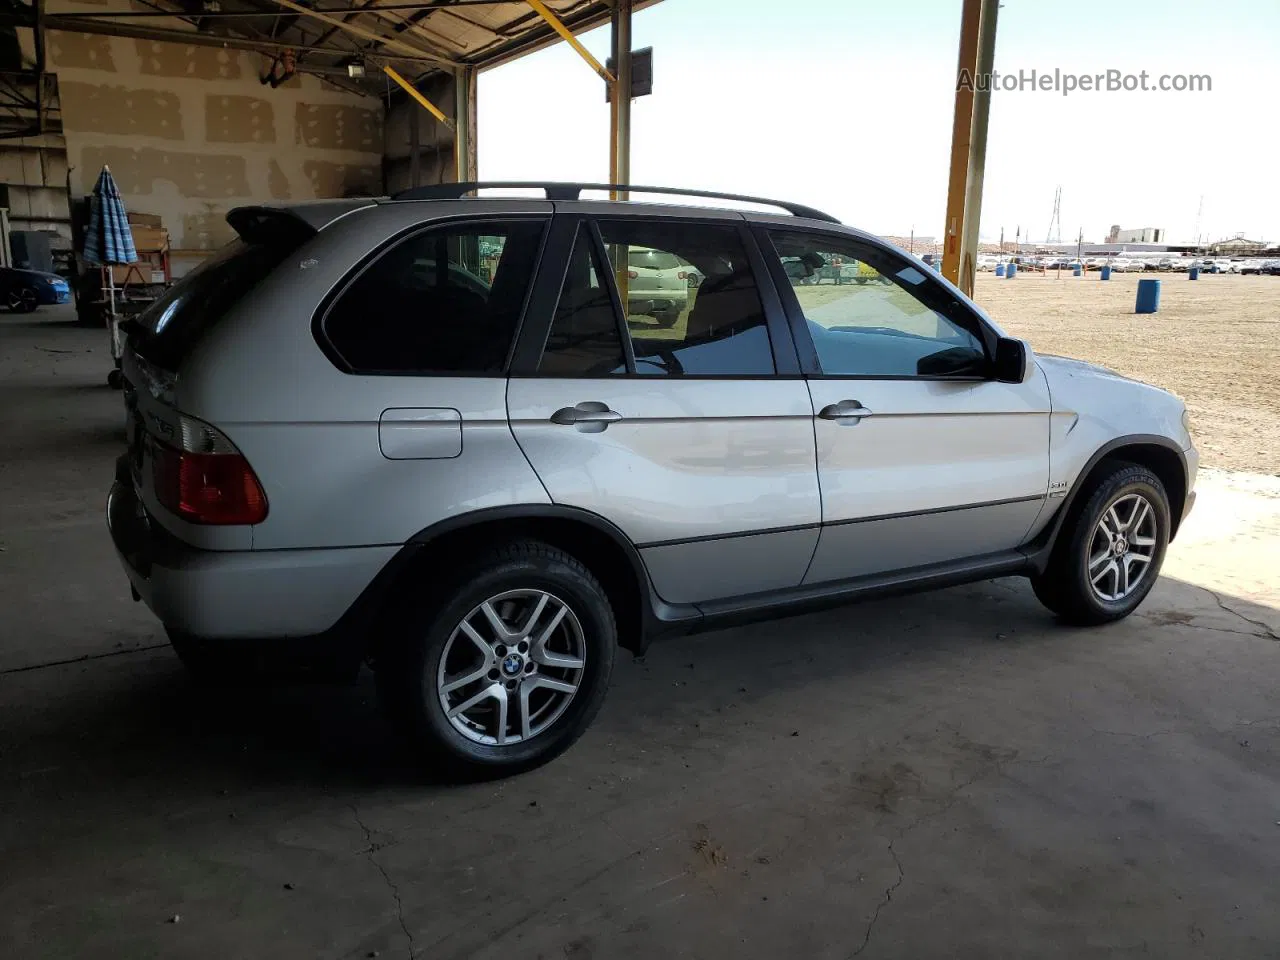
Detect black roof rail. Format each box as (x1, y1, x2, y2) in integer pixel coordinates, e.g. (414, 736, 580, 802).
(389, 181, 841, 224)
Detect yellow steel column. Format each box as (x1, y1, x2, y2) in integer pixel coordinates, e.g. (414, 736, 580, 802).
(613, 0, 632, 197)
(941, 0, 998, 295)
(960, 0, 999, 293)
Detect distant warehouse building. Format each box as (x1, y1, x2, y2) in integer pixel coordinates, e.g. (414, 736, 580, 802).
(1107, 225, 1165, 244)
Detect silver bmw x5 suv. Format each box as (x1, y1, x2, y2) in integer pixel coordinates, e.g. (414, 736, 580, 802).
(108, 183, 1197, 773)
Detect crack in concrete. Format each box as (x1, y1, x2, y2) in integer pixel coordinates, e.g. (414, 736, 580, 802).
(850, 764, 1000, 957)
(850, 838, 904, 957)
(0, 643, 170, 676)
(351, 805, 415, 959)
(1203, 587, 1280, 641)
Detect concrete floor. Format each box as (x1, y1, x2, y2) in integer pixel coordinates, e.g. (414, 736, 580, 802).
(2, 308, 1279, 960)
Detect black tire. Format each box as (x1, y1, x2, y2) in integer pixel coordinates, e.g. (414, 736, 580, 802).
(1030, 462, 1170, 625)
(377, 540, 616, 776)
(8, 286, 38, 313)
(654, 309, 680, 329)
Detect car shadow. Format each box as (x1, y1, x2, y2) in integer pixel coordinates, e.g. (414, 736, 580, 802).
(0, 579, 1065, 795)
(2, 574, 1275, 806)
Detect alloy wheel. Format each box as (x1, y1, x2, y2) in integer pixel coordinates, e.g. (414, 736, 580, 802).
(1087, 493, 1158, 602)
(436, 589, 586, 746)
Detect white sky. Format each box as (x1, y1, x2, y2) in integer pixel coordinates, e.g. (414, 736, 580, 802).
(478, 0, 1279, 244)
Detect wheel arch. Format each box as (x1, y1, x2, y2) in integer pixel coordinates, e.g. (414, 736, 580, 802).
(381, 505, 657, 656)
(1028, 434, 1190, 572)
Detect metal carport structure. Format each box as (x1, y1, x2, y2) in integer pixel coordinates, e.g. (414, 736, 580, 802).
(19, 1, 659, 193)
(6, 0, 997, 294)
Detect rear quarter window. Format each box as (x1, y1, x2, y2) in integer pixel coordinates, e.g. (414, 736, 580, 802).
(133, 224, 309, 370)
(320, 219, 547, 375)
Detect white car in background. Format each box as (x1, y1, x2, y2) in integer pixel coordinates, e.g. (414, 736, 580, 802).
(624, 246, 689, 327)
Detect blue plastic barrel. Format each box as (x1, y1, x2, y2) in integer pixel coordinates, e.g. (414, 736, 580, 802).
(1100, 265, 1112, 281)
(1006, 262, 1018, 279)
(994, 263, 1006, 277)
(1072, 264, 1082, 277)
(1189, 266, 1199, 280)
(1135, 278, 1161, 314)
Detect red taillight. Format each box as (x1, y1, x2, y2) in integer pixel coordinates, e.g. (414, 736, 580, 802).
(627, 270, 638, 279)
(153, 442, 268, 525)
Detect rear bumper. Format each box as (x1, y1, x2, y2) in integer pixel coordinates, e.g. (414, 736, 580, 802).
(628, 288, 688, 312)
(107, 464, 396, 641)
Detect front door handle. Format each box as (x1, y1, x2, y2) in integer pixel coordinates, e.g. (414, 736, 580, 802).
(818, 400, 874, 422)
(551, 402, 623, 431)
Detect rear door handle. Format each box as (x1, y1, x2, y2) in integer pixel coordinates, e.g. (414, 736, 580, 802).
(818, 400, 874, 421)
(551, 402, 623, 431)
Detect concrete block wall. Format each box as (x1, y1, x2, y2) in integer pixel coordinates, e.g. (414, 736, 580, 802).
(43, 12, 384, 253)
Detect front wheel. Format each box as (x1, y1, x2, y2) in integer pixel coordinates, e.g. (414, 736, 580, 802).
(378, 541, 616, 775)
(1031, 462, 1170, 625)
(7, 287, 38, 313)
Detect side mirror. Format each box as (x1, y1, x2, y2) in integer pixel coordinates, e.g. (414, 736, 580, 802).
(993, 337, 1027, 383)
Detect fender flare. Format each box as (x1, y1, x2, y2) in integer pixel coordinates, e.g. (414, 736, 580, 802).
(1025, 433, 1190, 573)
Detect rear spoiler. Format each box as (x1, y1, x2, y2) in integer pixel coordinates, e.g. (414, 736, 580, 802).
(225, 207, 318, 248)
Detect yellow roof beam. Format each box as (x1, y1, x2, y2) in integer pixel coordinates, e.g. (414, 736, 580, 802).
(524, 0, 615, 83)
(383, 65, 455, 130)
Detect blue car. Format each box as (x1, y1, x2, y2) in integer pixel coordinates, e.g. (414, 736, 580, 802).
(1, 267, 71, 312)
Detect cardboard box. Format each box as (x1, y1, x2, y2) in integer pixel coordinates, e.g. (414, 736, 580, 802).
(130, 224, 169, 253)
(108, 250, 168, 286)
(127, 211, 163, 228)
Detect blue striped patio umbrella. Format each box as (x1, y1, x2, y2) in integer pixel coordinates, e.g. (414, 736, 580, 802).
(83, 166, 137, 266)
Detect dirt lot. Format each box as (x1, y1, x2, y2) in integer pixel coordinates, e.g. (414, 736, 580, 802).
(975, 272, 1280, 474)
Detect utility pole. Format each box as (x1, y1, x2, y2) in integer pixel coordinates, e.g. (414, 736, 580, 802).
(1046, 185, 1062, 244)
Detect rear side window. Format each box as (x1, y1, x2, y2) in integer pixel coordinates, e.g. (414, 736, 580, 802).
(135, 236, 303, 370)
(323, 219, 546, 374)
(597, 219, 775, 376)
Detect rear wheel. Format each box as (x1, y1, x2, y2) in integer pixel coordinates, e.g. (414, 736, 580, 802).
(377, 540, 616, 775)
(654, 308, 681, 328)
(1031, 462, 1170, 625)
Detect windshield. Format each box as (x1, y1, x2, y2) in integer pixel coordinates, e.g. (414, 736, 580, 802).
(134, 233, 306, 369)
(628, 249, 683, 271)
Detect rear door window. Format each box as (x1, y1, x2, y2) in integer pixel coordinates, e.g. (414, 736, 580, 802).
(595, 219, 776, 376)
(322, 219, 547, 374)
